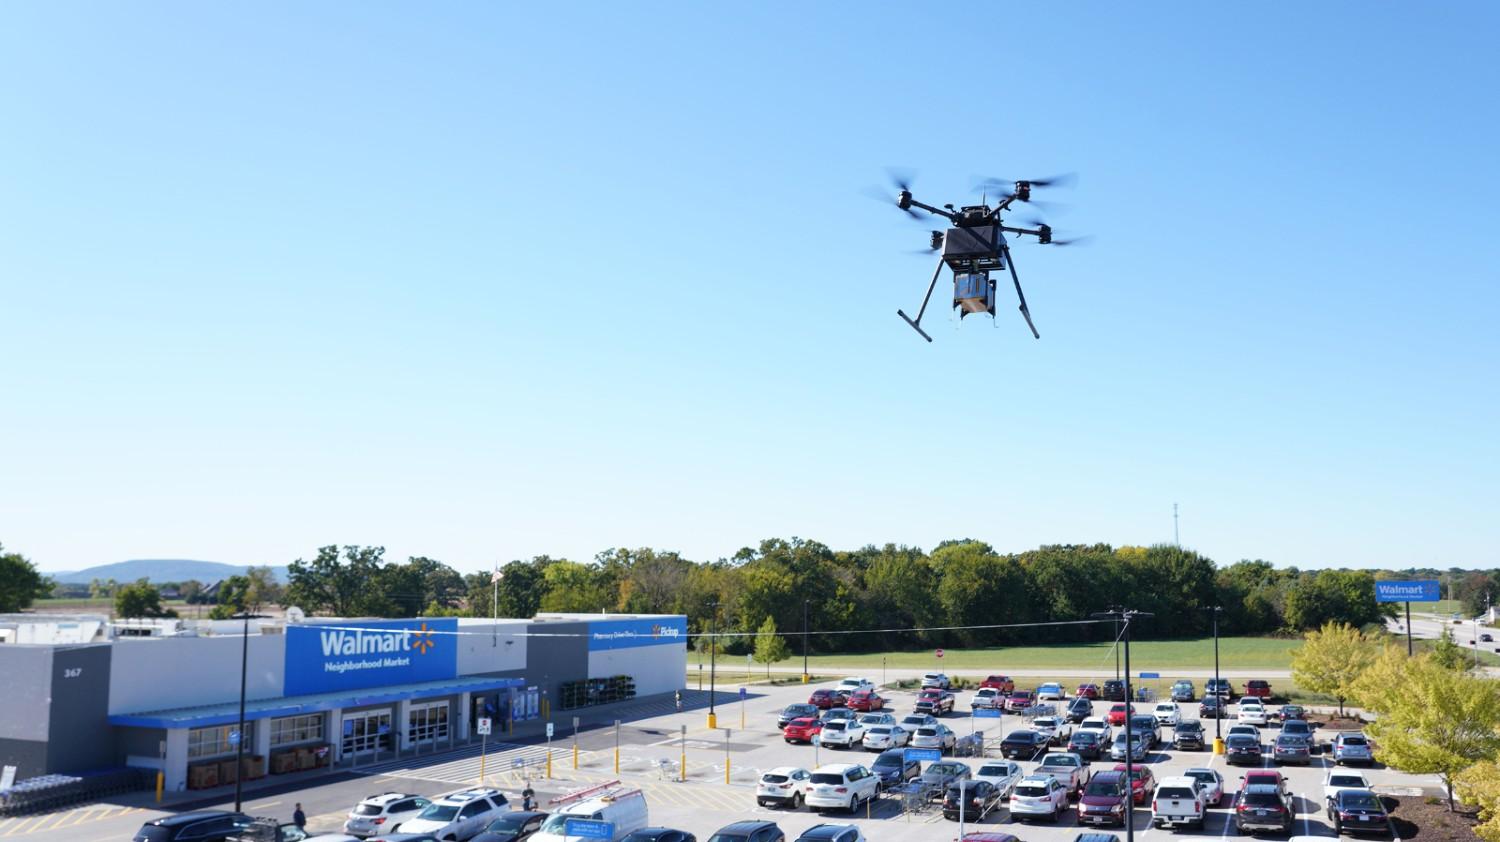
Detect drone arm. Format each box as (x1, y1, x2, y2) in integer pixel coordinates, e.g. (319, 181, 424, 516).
(1001, 245, 1040, 339)
(905, 198, 958, 222)
(897, 255, 945, 343)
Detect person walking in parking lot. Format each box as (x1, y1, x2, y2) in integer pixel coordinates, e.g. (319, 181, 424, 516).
(522, 782, 536, 811)
(292, 803, 306, 830)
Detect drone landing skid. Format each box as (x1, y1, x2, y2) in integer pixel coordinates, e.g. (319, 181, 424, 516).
(897, 309, 933, 343)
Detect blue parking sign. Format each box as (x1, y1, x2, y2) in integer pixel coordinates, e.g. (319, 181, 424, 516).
(565, 819, 615, 839)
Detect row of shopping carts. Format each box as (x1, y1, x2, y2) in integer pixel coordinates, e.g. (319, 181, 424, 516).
(0, 767, 154, 816)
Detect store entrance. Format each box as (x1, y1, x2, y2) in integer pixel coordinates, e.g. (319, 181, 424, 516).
(341, 710, 393, 757)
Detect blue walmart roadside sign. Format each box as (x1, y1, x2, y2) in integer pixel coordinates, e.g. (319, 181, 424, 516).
(1375, 580, 1440, 603)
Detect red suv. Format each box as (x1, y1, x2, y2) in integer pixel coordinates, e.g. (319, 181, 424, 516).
(847, 689, 885, 711)
(1112, 763, 1156, 805)
(782, 717, 822, 743)
(981, 675, 1015, 693)
(1243, 680, 1272, 700)
(1075, 683, 1101, 699)
(808, 689, 849, 709)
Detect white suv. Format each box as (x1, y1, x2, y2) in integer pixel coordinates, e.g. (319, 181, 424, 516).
(1009, 774, 1069, 822)
(805, 764, 880, 813)
(819, 718, 866, 749)
(396, 788, 508, 840)
(921, 673, 951, 690)
(344, 792, 432, 838)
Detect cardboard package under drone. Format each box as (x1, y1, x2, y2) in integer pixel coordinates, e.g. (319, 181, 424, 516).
(953, 272, 996, 317)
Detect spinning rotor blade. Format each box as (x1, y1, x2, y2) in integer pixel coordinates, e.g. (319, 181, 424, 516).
(885, 166, 917, 193)
(1021, 172, 1077, 189)
(1049, 235, 1092, 247)
(861, 185, 922, 219)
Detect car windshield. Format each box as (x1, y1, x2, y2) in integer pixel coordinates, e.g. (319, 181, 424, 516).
(1342, 736, 1368, 746)
(809, 773, 846, 785)
(1187, 771, 1215, 785)
(977, 765, 1009, 776)
(1035, 718, 1057, 728)
(1158, 787, 1195, 800)
(354, 805, 384, 816)
(418, 804, 461, 821)
(874, 754, 900, 768)
(1178, 722, 1202, 731)
(868, 727, 890, 735)
(488, 817, 529, 832)
(1013, 784, 1047, 797)
(1330, 776, 1365, 787)
(916, 728, 937, 737)
(540, 815, 581, 834)
(707, 834, 751, 842)
(1277, 736, 1307, 747)
(1071, 733, 1096, 743)
(1228, 735, 1257, 746)
(1243, 792, 1283, 807)
(762, 773, 789, 783)
(927, 763, 961, 776)
(1342, 794, 1381, 810)
(824, 722, 846, 731)
(1085, 778, 1124, 796)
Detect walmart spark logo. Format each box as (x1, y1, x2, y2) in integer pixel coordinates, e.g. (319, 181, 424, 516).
(410, 622, 437, 655)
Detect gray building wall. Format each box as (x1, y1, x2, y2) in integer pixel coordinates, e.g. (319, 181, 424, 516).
(0, 645, 53, 780)
(46, 645, 114, 773)
(522, 621, 590, 706)
(108, 634, 285, 714)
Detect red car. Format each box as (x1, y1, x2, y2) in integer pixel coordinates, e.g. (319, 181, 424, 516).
(980, 675, 1015, 693)
(1112, 763, 1157, 805)
(1243, 680, 1273, 700)
(783, 716, 823, 743)
(847, 689, 886, 712)
(1106, 703, 1135, 726)
(1241, 769, 1287, 792)
(1005, 690, 1035, 712)
(808, 689, 849, 709)
(1075, 683, 1100, 700)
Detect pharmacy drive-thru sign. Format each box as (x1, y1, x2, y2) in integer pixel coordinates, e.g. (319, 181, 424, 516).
(284, 619, 460, 695)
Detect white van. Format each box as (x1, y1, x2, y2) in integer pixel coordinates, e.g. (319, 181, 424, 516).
(527, 787, 648, 842)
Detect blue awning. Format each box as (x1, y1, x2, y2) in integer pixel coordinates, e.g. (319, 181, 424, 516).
(109, 675, 526, 729)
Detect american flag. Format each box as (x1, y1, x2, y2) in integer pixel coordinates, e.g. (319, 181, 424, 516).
(491, 566, 503, 584)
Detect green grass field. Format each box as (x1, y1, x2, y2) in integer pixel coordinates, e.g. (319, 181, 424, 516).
(768, 637, 1302, 672)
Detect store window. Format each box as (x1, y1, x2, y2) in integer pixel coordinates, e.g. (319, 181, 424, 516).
(341, 710, 393, 756)
(188, 723, 256, 758)
(270, 714, 325, 747)
(408, 701, 450, 744)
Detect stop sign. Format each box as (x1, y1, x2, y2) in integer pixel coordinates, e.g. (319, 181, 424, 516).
(935, 648, 945, 659)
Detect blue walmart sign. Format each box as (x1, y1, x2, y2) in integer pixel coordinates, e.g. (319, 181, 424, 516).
(285, 619, 458, 695)
(1375, 580, 1441, 603)
(588, 617, 688, 651)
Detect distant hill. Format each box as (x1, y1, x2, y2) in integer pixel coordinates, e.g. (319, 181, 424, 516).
(52, 560, 289, 585)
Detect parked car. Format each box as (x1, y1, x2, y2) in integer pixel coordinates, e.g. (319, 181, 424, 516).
(1169, 680, 1196, 702)
(1032, 716, 1071, 745)
(1150, 776, 1207, 830)
(1233, 785, 1294, 835)
(1273, 734, 1311, 766)
(1106, 703, 1134, 726)
(973, 761, 1024, 799)
(1323, 771, 1372, 805)
(836, 678, 875, 694)
(1271, 704, 1305, 723)
(791, 825, 863, 842)
(1183, 767, 1225, 807)
(783, 717, 823, 744)
(1327, 789, 1389, 836)
(922, 673, 952, 690)
(1006, 690, 1036, 712)
(1078, 772, 1131, 827)
(1068, 730, 1105, 761)
(972, 688, 1004, 710)
(779, 704, 821, 729)
(914, 689, 955, 717)
(1036, 752, 1090, 794)
(1037, 683, 1066, 701)
(1237, 770, 1285, 794)
(1113, 764, 1157, 805)
(1243, 680, 1273, 700)
(1076, 683, 1101, 700)
(1078, 717, 1113, 742)
(1332, 732, 1375, 766)
(857, 712, 895, 727)
(756, 767, 811, 809)
(999, 730, 1049, 760)
(1152, 702, 1181, 727)
(919, 760, 972, 794)
(944, 781, 1005, 821)
(1205, 678, 1233, 698)
(804, 764, 879, 813)
(911, 724, 957, 752)
(620, 829, 695, 842)
(1224, 733, 1262, 766)
(1198, 697, 1227, 719)
(861, 725, 909, 750)
(133, 811, 252, 842)
(399, 789, 511, 841)
(1128, 715, 1161, 749)
(809, 689, 849, 710)
(1009, 775, 1069, 822)
(870, 749, 920, 786)
(1109, 732, 1149, 762)
(821, 707, 855, 724)
(1171, 720, 1205, 751)
(899, 713, 936, 731)
(1066, 698, 1094, 723)
(345, 794, 432, 838)
(1236, 701, 1267, 727)
(1281, 720, 1313, 744)
(818, 719, 865, 749)
(706, 821, 784, 842)
(1227, 724, 1259, 740)
(1101, 680, 1127, 702)
(845, 690, 885, 712)
(980, 675, 1015, 693)
(472, 812, 549, 842)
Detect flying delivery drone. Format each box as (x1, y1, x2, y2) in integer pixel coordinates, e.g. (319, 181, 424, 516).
(874, 172, 1083, 342)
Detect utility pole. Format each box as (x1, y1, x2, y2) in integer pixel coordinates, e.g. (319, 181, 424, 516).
(802, 600, 810, 684)
(1173, 503, 1180, 547)
(1202, 605, 1224, 748)
(232, 611, 251, 813)
(1093, 607, 1153, 842)
(706, 601, 719, 728)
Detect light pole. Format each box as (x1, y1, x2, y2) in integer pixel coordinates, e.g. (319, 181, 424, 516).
(232, 611, 252, 812)
(1201, 605, 1224, 747)
(706, 601, 719, 728)
(1114, 616, 1121, 681)
(802, 600, 810, 684)
(1094, 607, 1153, 842)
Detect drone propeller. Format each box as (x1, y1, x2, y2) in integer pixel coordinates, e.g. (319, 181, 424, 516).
(861, 185, 923, 219)
(1017, 216, 1089, 247)
(973, 172, 1078, 202)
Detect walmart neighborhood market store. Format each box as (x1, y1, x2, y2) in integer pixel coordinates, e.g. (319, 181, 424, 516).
(0, 613, 686, 792)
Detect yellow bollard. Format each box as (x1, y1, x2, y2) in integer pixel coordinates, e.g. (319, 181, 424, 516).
(680, 750, 686, 782)
(725, 758, 731, 785)
(573, 745, 579, 770)
(155, 771, 164, 803)
(802, 674, 809, 684)
(707, 712, 717, 729)
(614, 748, 620, 774)
(1213, 737, 1225, 755)
(546, 751, 553, 779)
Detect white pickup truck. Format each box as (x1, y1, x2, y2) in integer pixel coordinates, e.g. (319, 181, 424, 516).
(1152, 775, 1208, 830)
(1035, 752, 1089, 794)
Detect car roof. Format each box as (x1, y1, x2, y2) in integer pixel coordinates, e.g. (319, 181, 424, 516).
(436, 788, 504, 803)
(717, 821, 777, 833)
(1072, 835, 1123, 842)
(797, 825, 856, 840)
(1334, 788, 1379, 802)
(1019, 774, 1055, 783)
(148, 811, 240, 826)
(362, 792, 416, 805)
(1159, 776, 1198, 787)
(812, 763, 860, 773)
(766, 766, 805, 775)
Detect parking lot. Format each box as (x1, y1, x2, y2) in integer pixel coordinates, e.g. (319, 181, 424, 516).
(9, 677, 1433, 842)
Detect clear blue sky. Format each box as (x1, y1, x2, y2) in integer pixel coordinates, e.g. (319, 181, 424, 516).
(3, 2, 1497, 574)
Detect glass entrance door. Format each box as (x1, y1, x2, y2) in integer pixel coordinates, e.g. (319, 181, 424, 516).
(341, 710, 393, 757)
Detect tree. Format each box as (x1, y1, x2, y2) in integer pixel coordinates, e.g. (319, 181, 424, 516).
(1456, 760, 1500, 842)
(1430, 626, 1470, 671)
(1360, 655, 1500, 809)
(0, 544, 52, 612)
(537, 560, 613, 613)
(284, 545, 394, 616)
(88, 577, 118, 599)
(752, 615, 789, 676)
(114, 579, 177, 618)
(1283, 568, 1393, 630)
(1290, 621, 1374, 715)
